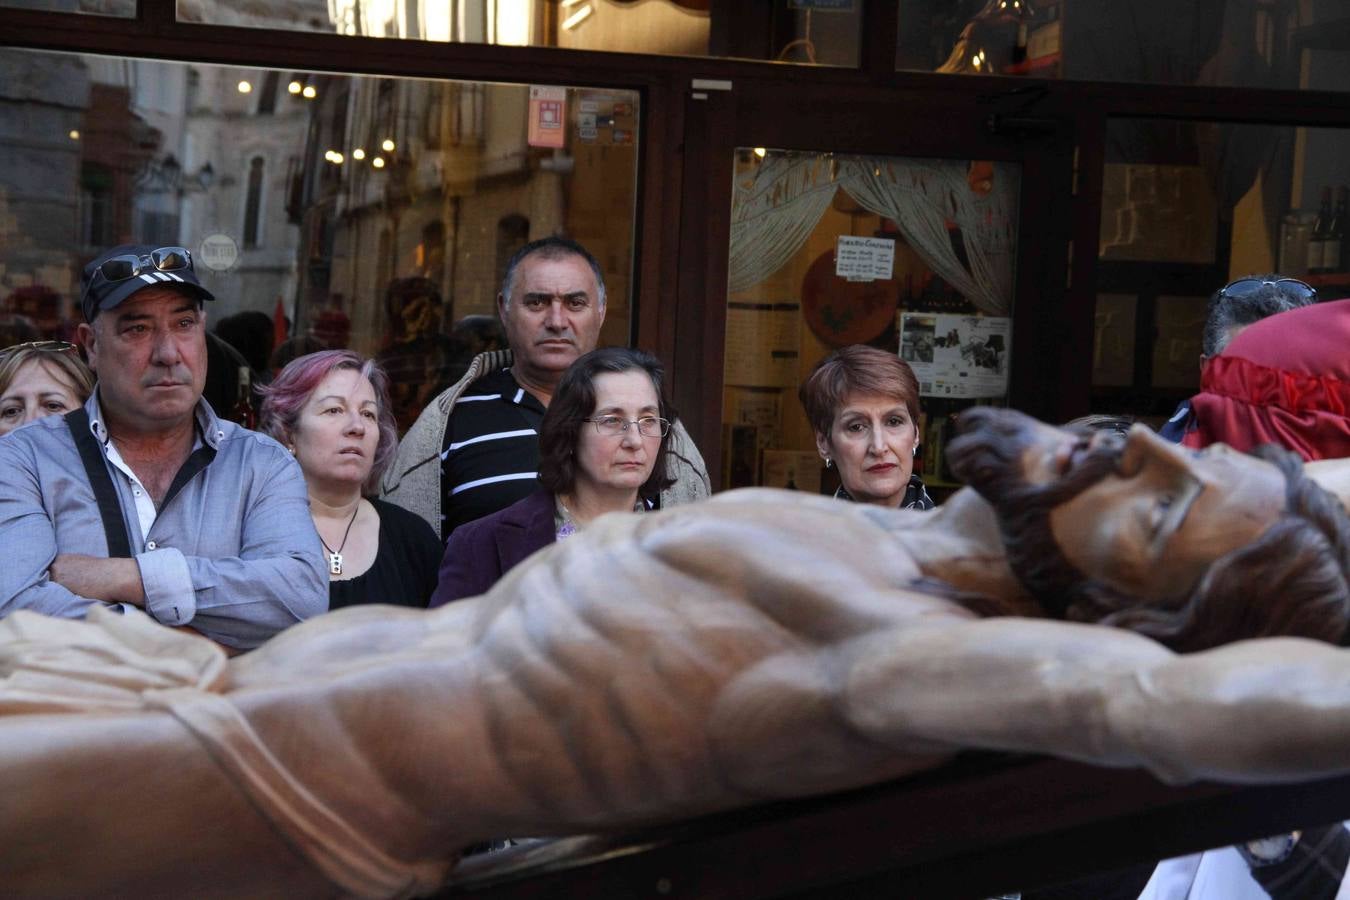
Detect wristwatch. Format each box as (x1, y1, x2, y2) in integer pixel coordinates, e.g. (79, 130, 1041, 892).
(1236, 830, 1302, 868)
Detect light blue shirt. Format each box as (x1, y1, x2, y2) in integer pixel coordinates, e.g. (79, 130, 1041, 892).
(0, 391, 328, 649)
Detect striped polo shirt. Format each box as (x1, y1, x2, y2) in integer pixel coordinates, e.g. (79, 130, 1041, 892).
(440, 367, 546, 537)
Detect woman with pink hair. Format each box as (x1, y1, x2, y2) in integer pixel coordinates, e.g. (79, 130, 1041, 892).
(259, 350, 441, 609)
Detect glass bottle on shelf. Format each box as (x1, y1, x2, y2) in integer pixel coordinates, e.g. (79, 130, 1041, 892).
(230, 366, 257, 429)
(1279, 211, 1313, 276)
(1329, 185, 1347, 275)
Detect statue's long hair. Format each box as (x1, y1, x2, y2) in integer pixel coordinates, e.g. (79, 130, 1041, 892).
(948, 410, 1350, 652)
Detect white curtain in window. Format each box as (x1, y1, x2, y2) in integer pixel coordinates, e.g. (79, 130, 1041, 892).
(727, 155, 838, 294)
(727, 153, 1019, 317)
(838, 157, 1018, 316)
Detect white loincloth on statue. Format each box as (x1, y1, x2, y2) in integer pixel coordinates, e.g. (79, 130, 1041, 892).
(0, 608, 451, 898)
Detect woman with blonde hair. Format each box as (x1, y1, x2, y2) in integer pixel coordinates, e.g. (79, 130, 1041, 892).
(0, 341, 96, 437)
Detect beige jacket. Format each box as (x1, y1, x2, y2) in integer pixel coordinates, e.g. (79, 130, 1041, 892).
(380, 349, 711, 538)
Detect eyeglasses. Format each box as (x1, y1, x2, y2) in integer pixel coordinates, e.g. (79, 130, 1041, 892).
(90, 246, 194, 285)
(584, 415, 670, 438)
(1217, 277, 1317, 303)
(2, 340, 78, 355)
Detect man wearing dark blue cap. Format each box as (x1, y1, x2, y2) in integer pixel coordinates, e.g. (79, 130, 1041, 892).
(0, 244, 328, 649)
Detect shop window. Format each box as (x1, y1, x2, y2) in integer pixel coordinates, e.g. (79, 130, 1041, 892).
(0, 47, 639, 366)
(897, 0, 1350, 93)
(176, 0, 861, 67)
(243, 156, 265, 247)
(720, 149, 1019, 496)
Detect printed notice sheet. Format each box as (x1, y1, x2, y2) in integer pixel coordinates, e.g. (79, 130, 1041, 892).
(900, 313, 1011, 399)
(834, 236, 895, 282)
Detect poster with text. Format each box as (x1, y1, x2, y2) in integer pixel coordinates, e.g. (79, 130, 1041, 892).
(900, 313, 1011, 399)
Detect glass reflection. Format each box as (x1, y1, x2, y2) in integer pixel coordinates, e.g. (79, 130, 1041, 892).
(0, 48, 639, 431)
(898, 0, 1350, 93)
(0, 0, 133, 15)
(177, 0, 861, 67)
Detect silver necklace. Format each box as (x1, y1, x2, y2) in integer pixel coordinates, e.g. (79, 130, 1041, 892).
(318, 503, 359, 576)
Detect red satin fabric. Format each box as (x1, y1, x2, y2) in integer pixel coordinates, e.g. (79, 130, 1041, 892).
(1182, 298, 1350, 462)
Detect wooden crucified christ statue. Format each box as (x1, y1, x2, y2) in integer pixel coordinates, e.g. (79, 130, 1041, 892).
(2, 408, 1349, 898)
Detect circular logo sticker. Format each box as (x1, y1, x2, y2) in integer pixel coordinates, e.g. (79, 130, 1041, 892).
(198, 233, 240, 272)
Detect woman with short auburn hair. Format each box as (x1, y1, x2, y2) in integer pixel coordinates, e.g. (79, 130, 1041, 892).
(799, 344, 934, 510)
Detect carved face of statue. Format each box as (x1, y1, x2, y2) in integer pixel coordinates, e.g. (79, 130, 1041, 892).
(949, 408, 1287, 602)
(1048, 428, 1285, 599)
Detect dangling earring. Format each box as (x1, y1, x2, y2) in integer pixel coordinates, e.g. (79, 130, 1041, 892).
(912, 444, 919, 457)
(288, 444, 296, 455)
(824, 457, 833, 469)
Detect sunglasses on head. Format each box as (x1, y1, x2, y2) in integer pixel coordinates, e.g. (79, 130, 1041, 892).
(1217, 277, 1317, 303)
(91, 247, 194, 285)
(2, 340, 78, 356)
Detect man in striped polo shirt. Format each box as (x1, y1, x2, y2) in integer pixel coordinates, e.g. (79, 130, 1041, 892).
(383, 236, 709, 539)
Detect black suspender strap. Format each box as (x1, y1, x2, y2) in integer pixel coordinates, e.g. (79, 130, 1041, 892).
(64, 407, 133, 558)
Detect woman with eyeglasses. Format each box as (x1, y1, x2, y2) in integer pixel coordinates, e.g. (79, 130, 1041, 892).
(429, 347, 676, 606)
(0, 342, 96, 438)
(259, 350, 442, 609)
(798, 344, 935, 511)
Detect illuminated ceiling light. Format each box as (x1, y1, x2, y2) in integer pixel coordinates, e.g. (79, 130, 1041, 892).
(752, 147, 767, 158)
(372, 157, 386, 169)
(302, 85, 317, 99)
(332, 152, 344, 164)
(237, 80, 252, 93)
(352, 148, 366, 160)
(381, 138, 396, 152)
(68, 129, 80, 140)
(561, 3, 592, 30)
(288, 80, 303, 94)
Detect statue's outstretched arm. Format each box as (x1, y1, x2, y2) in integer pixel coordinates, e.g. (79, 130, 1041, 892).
(838, 616, 1350, 785)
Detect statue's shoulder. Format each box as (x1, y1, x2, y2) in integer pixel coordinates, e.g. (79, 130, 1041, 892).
(704, 487, 862, 516)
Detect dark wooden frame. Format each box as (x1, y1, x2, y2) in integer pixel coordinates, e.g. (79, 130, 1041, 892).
(7, 1, 1350, 447)
(440, 753, 1350, 899)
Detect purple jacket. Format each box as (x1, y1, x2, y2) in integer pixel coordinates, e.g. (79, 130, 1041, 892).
(429, 489, 555, 606)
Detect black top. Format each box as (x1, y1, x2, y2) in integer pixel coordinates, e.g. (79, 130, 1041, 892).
(328, 498, 443, 611)
(439, 366, 546, 537)
(834, 474, 936, 511)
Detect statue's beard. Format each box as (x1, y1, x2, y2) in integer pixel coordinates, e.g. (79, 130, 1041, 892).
(946, 408, 1127, 619)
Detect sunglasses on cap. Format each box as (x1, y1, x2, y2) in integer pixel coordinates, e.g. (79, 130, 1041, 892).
(1217, 277, 1317, 303)
(88, 246, 195, 286)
